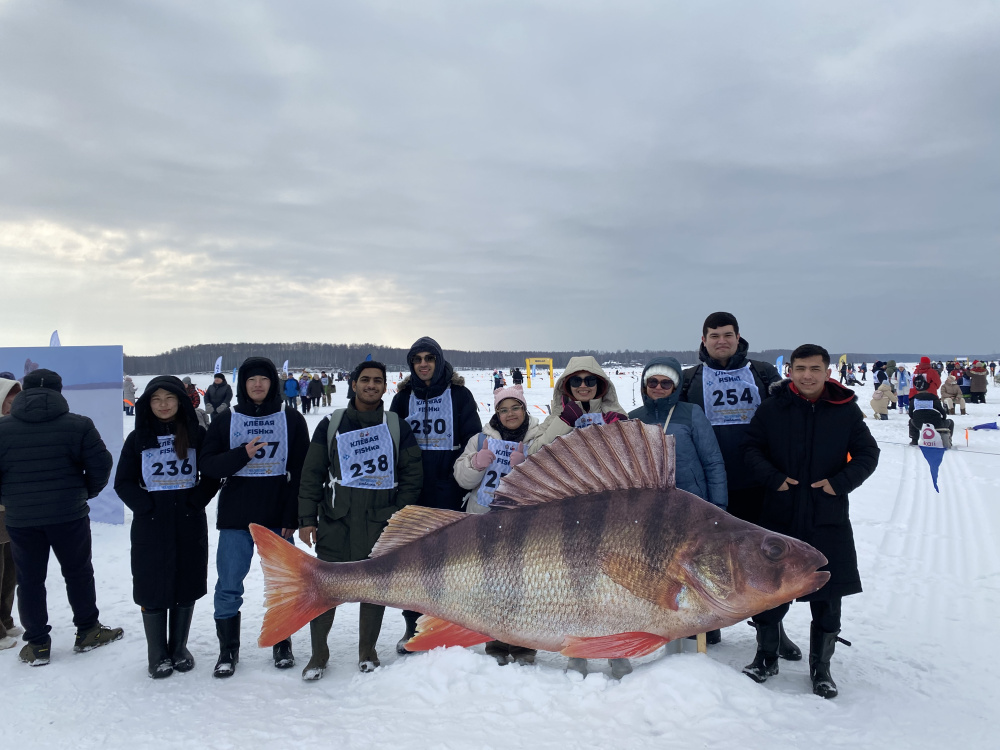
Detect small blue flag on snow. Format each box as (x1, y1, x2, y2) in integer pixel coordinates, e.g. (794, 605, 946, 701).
(972, 422, 998, 431)
(915, 424, 946, 493)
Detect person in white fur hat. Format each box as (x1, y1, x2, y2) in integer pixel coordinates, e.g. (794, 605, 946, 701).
(453, 384, 544, 666)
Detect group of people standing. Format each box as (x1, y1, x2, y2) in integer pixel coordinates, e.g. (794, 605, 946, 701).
(1, 312, 881, 702)
(282, 371, 334, 413)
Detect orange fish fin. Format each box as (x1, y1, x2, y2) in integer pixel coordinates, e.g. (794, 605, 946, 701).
(249, 524, 343, 647)
(368, 506, 467, 558)
(404, 616, 493, 651)
(600, 551, 685, 611)
(560, 632, 670, 659)
(493, 421, 676, 508)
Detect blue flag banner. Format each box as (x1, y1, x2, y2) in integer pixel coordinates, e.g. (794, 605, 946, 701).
(972, 422, 998, 431)
(49, 330, 61, 347)
(214, 356, 222, 374)
(916, 424, 946, 493)
(775, 355, 783, 372)
(232, 366, 238, 382)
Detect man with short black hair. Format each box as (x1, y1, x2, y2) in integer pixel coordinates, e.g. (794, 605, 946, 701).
(0, 369, 121, 666)
(742, 344, 879, 698)
(680, 312, 787, 650)
(297, 360, 423, 679)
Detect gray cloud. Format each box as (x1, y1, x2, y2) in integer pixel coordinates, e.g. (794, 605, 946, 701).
(1, 0, 997, 356)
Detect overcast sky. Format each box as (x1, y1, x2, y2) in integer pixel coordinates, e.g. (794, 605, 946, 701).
(1, 0, 997, 356)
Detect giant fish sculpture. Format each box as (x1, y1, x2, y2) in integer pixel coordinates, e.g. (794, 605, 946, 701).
(251, 421, 829, 659)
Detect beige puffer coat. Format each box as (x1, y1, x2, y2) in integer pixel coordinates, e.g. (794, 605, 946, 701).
(939, 376, 965, 403)
(528, 356, 628, 455)
(454, 415, 544, 514)
(870, 383, 892, 415)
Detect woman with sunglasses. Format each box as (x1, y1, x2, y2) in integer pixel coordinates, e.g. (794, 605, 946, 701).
(114, 376, 220, 678)
(528, 356, 631, 678)
(453, 384, 544, 665)
(529, 356, 629, 456)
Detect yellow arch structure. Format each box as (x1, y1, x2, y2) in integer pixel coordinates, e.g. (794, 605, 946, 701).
(525, 358, 554, 388)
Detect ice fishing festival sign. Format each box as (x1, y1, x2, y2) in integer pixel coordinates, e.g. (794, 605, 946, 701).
(0, 345, 125, 524)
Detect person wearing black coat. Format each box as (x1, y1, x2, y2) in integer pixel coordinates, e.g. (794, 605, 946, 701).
(114, 376, 221, 678)
(204, 373, 233, 423)
(679, 312, 796, 655)
(741, 345, 880, 699)
(389, 336, 481, 653)
(0, 368, 122, 665)
(199, 357, 310, 677)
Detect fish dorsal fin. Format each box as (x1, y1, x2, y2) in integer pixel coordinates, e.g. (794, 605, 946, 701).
(368, 506, 466, 558)
(493, 421, 675, 508)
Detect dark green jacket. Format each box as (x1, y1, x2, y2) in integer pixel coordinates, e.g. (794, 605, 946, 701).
(298, 401, 423, 563)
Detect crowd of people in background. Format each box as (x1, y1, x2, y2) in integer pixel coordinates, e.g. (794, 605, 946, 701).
(8, 314, 997, 702)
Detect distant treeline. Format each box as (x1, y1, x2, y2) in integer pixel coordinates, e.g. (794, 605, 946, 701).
(123, 343, 984, 376)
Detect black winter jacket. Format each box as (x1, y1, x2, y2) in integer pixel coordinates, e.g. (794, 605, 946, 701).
(114, 376, 220, 608)
(0, 388, 113, 528)
(205, 381, 233, 411)
(389, 337, 481, 511)
(680, 337, 781, 492)
(743, 379, 879, 601)
(200, 358, 310, 530)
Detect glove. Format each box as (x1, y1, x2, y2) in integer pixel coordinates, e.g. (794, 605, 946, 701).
(509, 442, 526, 467)
(217, 403, 229, 412)
(603, 411, 626, 424)
(559, 396, 585, 427)
(472, 444, 496, 471)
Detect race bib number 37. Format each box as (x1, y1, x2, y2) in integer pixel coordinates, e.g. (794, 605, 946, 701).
(230, 411, 289, 477)
(702, 365, 761, 425)
(408, 390, 455, 451)
(141, 435, 197, 492)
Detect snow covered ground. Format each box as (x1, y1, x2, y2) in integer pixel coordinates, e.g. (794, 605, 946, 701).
(4, 366, 998, 749)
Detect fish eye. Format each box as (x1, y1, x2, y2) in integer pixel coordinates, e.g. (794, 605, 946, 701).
(761, 536, 788, 562)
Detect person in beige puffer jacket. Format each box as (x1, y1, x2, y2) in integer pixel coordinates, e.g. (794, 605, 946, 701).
(528, 356, 628, 456)
(940, 375, 967, 415)
(870, 383, 892, 420)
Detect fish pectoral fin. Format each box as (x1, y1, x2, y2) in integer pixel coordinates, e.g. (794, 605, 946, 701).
(404, 616, 493, 651)
(560, 632, 670, 659)
(368, 506, 467, 558)
(600, 551, 685, 611)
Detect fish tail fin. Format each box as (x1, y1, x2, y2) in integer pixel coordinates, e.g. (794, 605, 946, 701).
(250, 524, 343, 647)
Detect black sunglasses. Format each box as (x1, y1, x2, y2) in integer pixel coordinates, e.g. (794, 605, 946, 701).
(568, 375, 598, 388)
(645, 378, 675, 390)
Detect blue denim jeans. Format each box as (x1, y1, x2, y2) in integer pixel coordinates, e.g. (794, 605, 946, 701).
(214, 528, 292, 620)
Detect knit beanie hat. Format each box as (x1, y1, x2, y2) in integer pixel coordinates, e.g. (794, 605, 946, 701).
(23, 368, 63, 392)
(493, 384, 527, 411)
(241, 361, 273, 381)
(643, 364, 680, 387)
(182, 376, 192, 385)
(920, 356, 931, 365)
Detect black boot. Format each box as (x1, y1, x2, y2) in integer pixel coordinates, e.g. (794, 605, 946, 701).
(168, 604, 196, 672)
(142, 609, 173, 679)
(358, 603, 385, 673)
(705, 629, 721, 645)
(213, 613, 240, 679)
(809, 623, 839, 699)
(302, 608, 335, 681)
(396, 610, 419, 655)
(743, 621, 780, 683)
(778, 621, 802, 661)
(273, 638, 295, 669)
(485, 641, 512, 666)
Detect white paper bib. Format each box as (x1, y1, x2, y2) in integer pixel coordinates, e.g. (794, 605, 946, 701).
(407, 389, 455, 451)
(336, 421, 395, 489)
(573, 412, 605, 429)
(230, 409, 289, 477)
(701, 365, 761, 425)
(475, 437, 520, 507)
(141, 435, 197, 492)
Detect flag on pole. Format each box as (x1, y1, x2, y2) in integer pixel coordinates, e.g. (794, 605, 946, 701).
(232, 366, 238, 382)
(214, 356, 222, 375)
(49, 330, 61, 347)
(775, 355, 783, 373)
(282, 360, 289, 375)
(916, 424, 946, 493)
